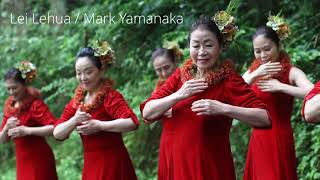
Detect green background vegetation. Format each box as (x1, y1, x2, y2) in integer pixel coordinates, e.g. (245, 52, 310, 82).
(0, 0, 319, 179)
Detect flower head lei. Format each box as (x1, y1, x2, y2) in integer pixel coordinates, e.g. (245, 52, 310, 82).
(163, 40, 183, 62)
(15, 60, 37, 83)
(266, 12, 291, 40)
(212, 10, 239, 47)
(93, 40, 115, 68)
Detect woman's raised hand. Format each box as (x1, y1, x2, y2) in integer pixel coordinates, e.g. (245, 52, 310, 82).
(73, 110, 91, 125)
(4, 117, 19, 131)
(175, 79, 208, 100)
(254, 61, 282, 78)
(191, 99, 227, 116)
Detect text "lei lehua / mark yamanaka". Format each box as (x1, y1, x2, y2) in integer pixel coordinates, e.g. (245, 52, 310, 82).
(10, 12, 183, 25)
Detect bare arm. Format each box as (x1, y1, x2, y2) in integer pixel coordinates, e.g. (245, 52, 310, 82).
(76, 118, 138, 135)
(263, 67, 314, 98)
(54, 110, 90, 140)
(7, 125, 54, 139)
(143, 79, 208, 121)
(99, 118, 137, 132)
(256, 67, 313, 98)
(242, 62, 282, 85)
(143, 93, 182, 121)
(28, 125, 54, 136)
(53, 116, 78, 140)
(192, 99, 270, 127)
(0, 127, 9, 143)
(286, 67, 314, 98)
(243, 70, 259, 85)
(224, 105, 270, 127)
(304, 94, 320, 123)
(0, 117, 19, 143)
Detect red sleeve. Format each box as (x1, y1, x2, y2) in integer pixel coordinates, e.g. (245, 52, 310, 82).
(31, 99, 57, 126)
(140, 68, 181, 119)
(302, 81, 320, 120)
(55, 100, 77, 127)
(224, 72, 269, 110)
(104, 90, 139, 126)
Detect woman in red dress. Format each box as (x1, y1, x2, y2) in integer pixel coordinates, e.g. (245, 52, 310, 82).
(140, 14, 271, 180)
(151, 42, 182, 92)
(145, 43, 182, 124)
(242, 20, 314, 179)
(303, 81, 320, 123)
(0, 61, 58, 180)
(53, 45, 139, 180)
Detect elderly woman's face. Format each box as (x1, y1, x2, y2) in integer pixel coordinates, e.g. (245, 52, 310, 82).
(152, 55, 177, 80)
(190, 28, 221, 71)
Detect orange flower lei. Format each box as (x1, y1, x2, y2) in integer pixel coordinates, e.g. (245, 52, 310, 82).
(154, 78, 166, 92)
(73, 78, 114, 113)
(180, 59, 234, 85)
(248, 51, 292, 81)
(4, 87, 40, 117)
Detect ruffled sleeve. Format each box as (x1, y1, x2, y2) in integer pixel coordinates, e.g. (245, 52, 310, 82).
(302, 81, 320, 120)
(224, 71, 269, 110)
(104, 90, 139, 126)
(31, 99, 56, 126)
(55, 99, 77, 127)
(140, 68, 181, 119)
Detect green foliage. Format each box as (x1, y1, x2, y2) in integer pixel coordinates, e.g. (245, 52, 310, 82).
(0, 0, 319, 179)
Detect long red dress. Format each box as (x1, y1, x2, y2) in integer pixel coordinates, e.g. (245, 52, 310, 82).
(140, 60, 268, 180)
(0, 88, 58, 180)
(243, 52, 298, 180)
(55, 84, 139, 180)
(302, 81, 320, 120)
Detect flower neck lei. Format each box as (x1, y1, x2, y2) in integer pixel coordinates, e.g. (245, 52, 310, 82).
(5, 87, 40, 116)
(154, 78, 166, 91)
(74, 78, 114, 113)
(180, 59, 234, 86)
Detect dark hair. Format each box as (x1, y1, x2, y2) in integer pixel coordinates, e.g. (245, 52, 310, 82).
(252, 26, 280, 47)
(4, 68, 25, 84)
(76, 47, 102, 69)
(151, 48, 175, 63)
(189, 16, 224, 47)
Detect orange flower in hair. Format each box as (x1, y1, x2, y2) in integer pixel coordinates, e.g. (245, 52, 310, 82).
(93, 40, 114, 68)
(15, 60, 37, 83)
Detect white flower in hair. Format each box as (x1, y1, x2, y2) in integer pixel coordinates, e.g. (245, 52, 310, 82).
(15, 60, 37, 82)
(266, 13, 291, 40)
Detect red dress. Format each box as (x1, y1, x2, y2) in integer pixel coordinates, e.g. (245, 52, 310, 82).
(243, 53, 298, 180)
(0, 88, 58, 180)
(56, 88, 139, 180)
(302, 81, 320, 120)
(140, 61, 268, 180)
